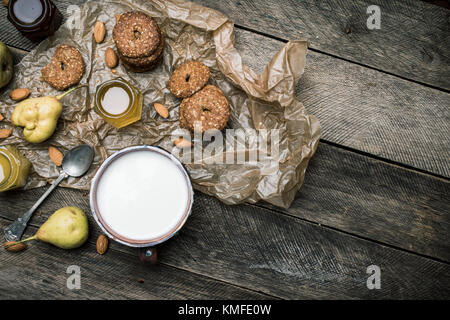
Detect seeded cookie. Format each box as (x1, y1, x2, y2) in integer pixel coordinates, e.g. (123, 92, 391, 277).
(169, 61, 210, 98)
(121, 53, 163, 73)
(179, 85, 230, 132)
(41, 45, 85, 90)
(113, 11, 161, 58)
(119, 32, 165, 72)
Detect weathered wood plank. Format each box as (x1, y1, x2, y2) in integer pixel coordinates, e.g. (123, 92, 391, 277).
(233, 28, 450, 178)
(3, 40, 450, 262)
(2, 139, 448, 263)
(0, 216, 271, 300)
(3, 6, 449, 177)
(1, 0, 448, 301)
(260, 143, 450, 262)
(1, 177, 449, 299)
(193, 0, 450, 90)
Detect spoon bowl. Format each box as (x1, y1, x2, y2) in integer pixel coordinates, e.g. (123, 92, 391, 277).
(4, 144, 95, 242)
(62, 145, 95, 177)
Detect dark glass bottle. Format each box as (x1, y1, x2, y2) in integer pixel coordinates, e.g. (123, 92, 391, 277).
(7, 0, 62, 41)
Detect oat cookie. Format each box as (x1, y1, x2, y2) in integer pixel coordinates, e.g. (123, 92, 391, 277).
(113, 11, 161, 58)
(169, 60, 210, 98)
(41, 45, 85, 91)
(121, 53, 163, 73)
(119, 32, 165, 70)
(179, 85, 230, 132)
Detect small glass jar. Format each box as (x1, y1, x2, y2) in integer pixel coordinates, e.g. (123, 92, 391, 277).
(7, 0, 62, 41)
(95, 77, 143, 129)
(0, 145, 31, 192)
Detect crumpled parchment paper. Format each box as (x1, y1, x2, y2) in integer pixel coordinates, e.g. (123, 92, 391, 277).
(0, 0, 320, 208)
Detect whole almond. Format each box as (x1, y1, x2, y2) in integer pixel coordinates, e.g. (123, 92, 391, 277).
(0, 128, 12, 139)
(94, 21, 106, 43)
(10, 88, 30, 101)
(154, 103, 169, 118)
(4, 241, 27, 252)
(48, 146, 63, 166)
(96, 234, 109, 255)
(0, 113, 4, 121)
(105, 48, 118, 68)
(174, 138, 192, 148)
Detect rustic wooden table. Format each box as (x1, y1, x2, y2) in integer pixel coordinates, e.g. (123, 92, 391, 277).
(0, 0, 449, 300)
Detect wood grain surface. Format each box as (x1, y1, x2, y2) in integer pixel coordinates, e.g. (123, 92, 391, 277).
(1, 181, 449, 299)
(0, 217, 272, 300)
(0, 0, 449, 300)
(1, 2, 448, 177)
(193, 0, 450, 90)
(234, 28, 450, 178)
(259, 143, 450, 263)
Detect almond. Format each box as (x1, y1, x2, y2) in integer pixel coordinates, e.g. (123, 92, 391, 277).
(94, 21, 106, 43)
(115, 14, 121, 24)
(48, 146, 63, 166)
(0, 128, 12, 139)
(105, 48, 118, 68)
(10, 88, 30, 101)
(0, 113, 3, 121)
(4, 241, 27, 252)
(154, 103, 169, 118)
(174, 137, 192, 148)
(96, 234, 109, 255)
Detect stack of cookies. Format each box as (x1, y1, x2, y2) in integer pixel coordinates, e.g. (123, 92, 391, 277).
(169, 60, 231, 132)
(113, 11, 164, 72)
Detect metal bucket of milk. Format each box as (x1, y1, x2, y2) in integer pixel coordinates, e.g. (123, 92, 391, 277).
(90, 145, 194, 263)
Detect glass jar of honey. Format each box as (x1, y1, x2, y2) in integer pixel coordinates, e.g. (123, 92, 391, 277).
(7, 0, 62, 41)
(95, 77, 143, 129)
(0, 145, 31, 192)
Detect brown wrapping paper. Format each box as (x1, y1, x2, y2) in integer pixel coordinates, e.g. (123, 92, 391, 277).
(0, 0, 320, 208)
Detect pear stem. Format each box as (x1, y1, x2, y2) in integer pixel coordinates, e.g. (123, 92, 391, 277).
(56, 84, 87, 100)
(5, 235, 38, 249)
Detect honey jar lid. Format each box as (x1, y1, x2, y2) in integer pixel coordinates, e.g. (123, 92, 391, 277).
(7, 0, 50, 30)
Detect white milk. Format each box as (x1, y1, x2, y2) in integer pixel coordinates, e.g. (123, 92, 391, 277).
(95, 151, 189, 241)
(101, 86, 130, 115)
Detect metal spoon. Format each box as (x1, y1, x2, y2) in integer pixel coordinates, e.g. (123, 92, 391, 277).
(3, 144, 94, 242)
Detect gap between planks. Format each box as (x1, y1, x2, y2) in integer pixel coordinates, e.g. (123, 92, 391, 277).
(0, 214, 281, 300)
(321, 139, 450, 182)
(8, 23, 450, 95)
(192, 0, 450, 91)
(1, 186, 448, 268)
(250, 201, 450, 266)
(234, 24, 450, 95)
(1, 191, 449, 299)
(4, 43, 449, 262)
(6, 44, 447, 184)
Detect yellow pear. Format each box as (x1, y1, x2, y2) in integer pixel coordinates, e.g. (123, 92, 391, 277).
(6, 206, 89, 250)
(11, 85, 85, 143)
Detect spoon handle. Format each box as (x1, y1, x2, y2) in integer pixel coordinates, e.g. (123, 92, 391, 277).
(3, 172, 68, 242)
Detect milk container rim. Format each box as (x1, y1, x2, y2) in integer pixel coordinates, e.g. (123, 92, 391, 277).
(89, 145, 194, 247)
